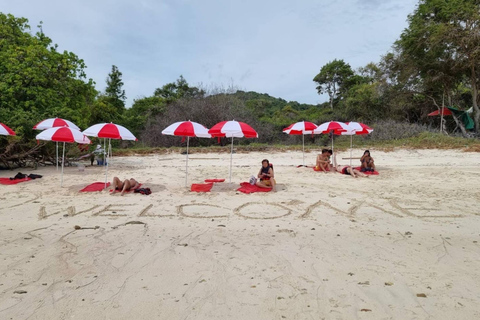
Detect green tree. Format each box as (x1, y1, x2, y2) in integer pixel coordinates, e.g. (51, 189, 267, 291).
(313, 59, 354, 109)
(105, 65, 126, 111)
(395, 0, 480, 132)
(154, 75, 205, 102)
(0, 13, 97, 138)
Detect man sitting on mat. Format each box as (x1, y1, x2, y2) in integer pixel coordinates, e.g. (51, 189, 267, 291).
(112, 177, 140, 196)
(316, 149, 332, 172)
(256, 159, 276, 192)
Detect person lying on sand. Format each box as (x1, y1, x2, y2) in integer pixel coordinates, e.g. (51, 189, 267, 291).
(360, 150, 375, 172)
(332, 152, 368, 178)
(256, 159, 276, 192)
(112, 177, 140, 195)
(316, 149, 332, 172)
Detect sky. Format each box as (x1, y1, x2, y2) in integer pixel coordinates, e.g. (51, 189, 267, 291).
(2, 0, 418, 107)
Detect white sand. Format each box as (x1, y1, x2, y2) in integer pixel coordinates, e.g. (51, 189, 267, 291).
(0, 149, 479, 319)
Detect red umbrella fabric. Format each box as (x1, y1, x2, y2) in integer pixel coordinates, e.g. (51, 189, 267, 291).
(162, 121, 211, 187)
(208, 120, 258, 138)
(0, 123, 16, 136)
(313, 121, 350, 153)
(33, 118, 80, 131)
(36, 127, 91, 187)
(83, 123, 137, 140)
(283, 121, 318, 166)
(341, 122, 374, 166)
(208, 120, 258, 182)
(428, 108, 452, 116)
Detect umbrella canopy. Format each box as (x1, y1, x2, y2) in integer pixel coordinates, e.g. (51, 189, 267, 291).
(313, 121, 350, 153)
(33, 118, 80, 131)
(208, 120, 258, 182)
(283, 121, 318, 166)
(36, 127, 91, 187)
(428, 107, 453, 116)
(162, 120, 211, 138)
(208, 120, 258, 138)
(162, 121, 211, 187)
(83, 123, 137, 140)
(0, 123, 16, 136)
(36, 126, 91, 144)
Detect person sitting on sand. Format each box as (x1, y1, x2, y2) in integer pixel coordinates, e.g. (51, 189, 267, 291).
(316, 149, 333, 172)
(332, 152, 368, 178)
(112, 177, 140, 196)
(360, 150, 375, 172)
(256, 159, 276, 191)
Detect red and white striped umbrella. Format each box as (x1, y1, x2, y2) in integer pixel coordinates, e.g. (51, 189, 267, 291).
(36, 126, 91, 144)
(313, 121, 350, 134)
(36, 127, 91, 187)
(283, 121, 318, 166)
(162, 121, 211, 187)
(208, 120, 258, 182)
(0, 123, 16, 136)
(82, 123, 137, 188)
(33, 118, 80, 131)
(342, 122, 374, 166)
(208, 120, 258, 138)
(162, 120, 211, 138)
(83, 122, 137, 140)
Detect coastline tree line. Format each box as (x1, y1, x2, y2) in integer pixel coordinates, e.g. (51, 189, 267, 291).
(1, 0, 479, 166)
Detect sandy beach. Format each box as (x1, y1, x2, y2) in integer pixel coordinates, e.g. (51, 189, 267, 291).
(0, 148, 479, 319)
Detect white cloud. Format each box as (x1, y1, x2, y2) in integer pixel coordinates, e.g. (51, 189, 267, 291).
(2, 0, 418, 106)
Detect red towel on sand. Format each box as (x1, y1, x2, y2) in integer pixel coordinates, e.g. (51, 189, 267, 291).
(79, 182, 111, 192)
(191, 183, 213, 192)
(109, 183, 142, 193)
(204, 179, 225, 183)
(237, 182, 272, 194)
(0, 177, 32, 185)
(313, 166, 330, 172)
(354, 167, 379, 175)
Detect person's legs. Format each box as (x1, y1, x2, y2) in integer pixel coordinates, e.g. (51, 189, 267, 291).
(270, 178, 276, 192)
(352, 169, 369, 177)
(113, 177, 123, 189)
(121, 179, 132, 196)
(256, 180, 273, 190)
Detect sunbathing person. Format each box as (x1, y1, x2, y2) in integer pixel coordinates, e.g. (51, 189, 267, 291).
(256, 159, 276, 191)
(332, 152, 368, 178)
(112, 177, 140, 195)
(360, 150, 375, 172)
(316, 149, 332, 172)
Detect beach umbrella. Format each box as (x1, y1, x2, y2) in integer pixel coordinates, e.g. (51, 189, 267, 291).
(342, 122, 374, 166)
(33, 118, 81, 170)
(82, 123, 137, 188)
(313, 121, 349, 153)
(208, 120, 258, 182)
(283, 121, 318, 166)
(36, 127, 91, 187)
(0, 123, 16, 136)
(162, 120, 211, 187)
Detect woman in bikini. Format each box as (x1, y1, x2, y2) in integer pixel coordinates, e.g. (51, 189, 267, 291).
(255, 159, 276, 191)
(360, 150, 375, 172)
(112, 177, 140, 196)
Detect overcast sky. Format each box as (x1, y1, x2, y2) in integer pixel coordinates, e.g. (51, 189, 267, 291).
(3, 0, 418, 107)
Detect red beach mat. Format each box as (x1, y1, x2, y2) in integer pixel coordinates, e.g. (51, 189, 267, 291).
(79, 182, 111, 192)
(354, 167, 379, 175)
(313, 166, 330, 172)
(191, 183, 213, 192)
(204, 179, 225, 183)
(237, 182, 272, 194)
(0, 177, 32, 185)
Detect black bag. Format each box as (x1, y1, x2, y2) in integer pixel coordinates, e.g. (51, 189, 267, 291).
(11, 172, 27, 180)
(134, 187, 152, 195)
(28, 174, 43, 179)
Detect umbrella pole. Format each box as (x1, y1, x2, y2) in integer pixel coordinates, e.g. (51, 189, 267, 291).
(229, 137, 234, 183)
(331, 131, 334, 153)
(104, 138, 108, 188)
(302, 134, 305, 166)
(185, 136, 189, 187)
(350, 135, 353, 167)
(56, 142, 59, 171)
(61, 142, 65, 187)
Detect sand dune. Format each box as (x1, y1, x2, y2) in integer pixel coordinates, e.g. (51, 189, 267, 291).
(0, 149, 479, 319)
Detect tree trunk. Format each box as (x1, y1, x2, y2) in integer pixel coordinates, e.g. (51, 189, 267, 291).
(471, 65, 480, 133)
